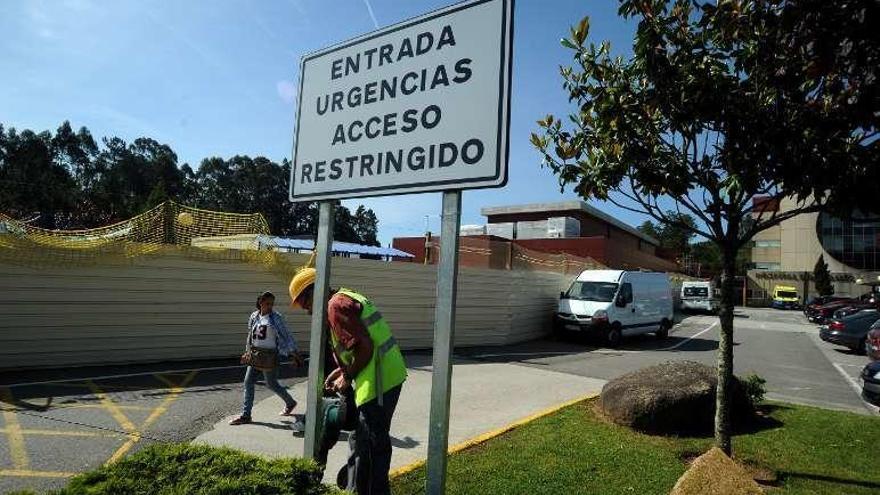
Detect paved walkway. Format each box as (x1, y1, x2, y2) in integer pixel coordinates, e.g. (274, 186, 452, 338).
(194, 354, 605, 482)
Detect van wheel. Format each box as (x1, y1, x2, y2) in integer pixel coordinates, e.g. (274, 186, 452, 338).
(656, 319, 671, 340)
(606, 325, 622, 348)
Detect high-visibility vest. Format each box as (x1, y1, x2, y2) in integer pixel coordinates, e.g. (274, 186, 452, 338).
(331, 288, 407, 407)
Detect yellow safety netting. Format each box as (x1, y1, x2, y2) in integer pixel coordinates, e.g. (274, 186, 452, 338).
(0, 201, 269, 248)
(0, 201, 310, 279)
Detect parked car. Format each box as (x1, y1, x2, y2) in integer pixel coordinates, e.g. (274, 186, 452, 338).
(809, 298, 857, 324)
(860, 360, 880, 406)
(831, 295, 880, 321)
(771, 285, 801, 310)
(556, 270, 674, 347)
(819, 309, 880, 354)
(833, 304, 871, 320)
(679, 280, 718, 313)
(865, 324, 880, 361)
(804, 295, 850, 318)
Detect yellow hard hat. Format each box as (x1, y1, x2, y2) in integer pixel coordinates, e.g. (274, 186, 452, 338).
(289, 268, 316, 308)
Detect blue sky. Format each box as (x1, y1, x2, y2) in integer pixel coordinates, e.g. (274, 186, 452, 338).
(1, 0, 645, 245)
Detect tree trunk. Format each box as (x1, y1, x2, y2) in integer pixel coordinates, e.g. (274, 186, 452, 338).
(714, 250, 737, 455)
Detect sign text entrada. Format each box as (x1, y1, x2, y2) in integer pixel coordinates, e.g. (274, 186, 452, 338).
(290, 0, 513, 201)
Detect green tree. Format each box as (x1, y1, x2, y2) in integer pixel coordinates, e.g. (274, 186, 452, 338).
(691, 240, 751, 278)
(0, 120, 382, 246)
(813, 255, 834, 296)
(637, 211, 696, 257)
(532, 0, 878, 453)
(353, 205, 380, 247)
(636, 220, 660, 240)
(0, 126, 77, 228)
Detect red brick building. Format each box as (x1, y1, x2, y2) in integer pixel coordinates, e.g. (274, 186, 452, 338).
(393, 201, 678, 272)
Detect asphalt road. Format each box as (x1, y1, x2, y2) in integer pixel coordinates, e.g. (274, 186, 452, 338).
(1, 307, 877, 493)
(458, 307, 879, 415)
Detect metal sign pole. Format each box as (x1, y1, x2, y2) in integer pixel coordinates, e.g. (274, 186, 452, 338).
(303, 201, 335, 459)
(426, 190, 462, 494)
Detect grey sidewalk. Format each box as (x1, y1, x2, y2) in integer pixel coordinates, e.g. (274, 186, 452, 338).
(194, 354, 605, 483)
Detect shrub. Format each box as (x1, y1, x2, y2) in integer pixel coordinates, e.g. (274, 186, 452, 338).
(52, 443, 341, 495)
(741, 373, 767, 408)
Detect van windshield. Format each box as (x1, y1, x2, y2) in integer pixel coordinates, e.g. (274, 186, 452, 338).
(776, 290, 798, 298)
(683, 286, 709, 298)
(566, 281, 619, 302)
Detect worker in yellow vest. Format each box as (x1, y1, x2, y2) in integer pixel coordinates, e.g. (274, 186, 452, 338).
(290, 268, 407, 494)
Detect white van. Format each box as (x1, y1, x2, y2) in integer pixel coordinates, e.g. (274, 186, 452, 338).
(680, 281, 718, 313)
(555, 270, 674, 346)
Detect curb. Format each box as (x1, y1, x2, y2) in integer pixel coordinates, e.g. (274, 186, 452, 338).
(389, 392, 599, 479)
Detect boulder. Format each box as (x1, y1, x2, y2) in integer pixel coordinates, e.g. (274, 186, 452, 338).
(670, 447, 763, 495)
(600, 361, 752, 434)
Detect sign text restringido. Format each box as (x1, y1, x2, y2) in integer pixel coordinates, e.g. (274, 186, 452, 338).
(290, 0, 513, 201)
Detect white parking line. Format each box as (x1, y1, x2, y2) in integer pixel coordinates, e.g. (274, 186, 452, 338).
(832, 363, 880, 415)
(656, 321, 718, 351)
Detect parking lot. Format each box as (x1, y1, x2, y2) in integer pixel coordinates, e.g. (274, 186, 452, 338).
(1, 307, 877, 493)
(0, 363, 307, 494)
(459, 307, 879, 415)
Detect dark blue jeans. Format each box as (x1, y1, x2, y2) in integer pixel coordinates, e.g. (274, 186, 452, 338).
(241, 365, 295, 417)
(351, 385, 402, 495)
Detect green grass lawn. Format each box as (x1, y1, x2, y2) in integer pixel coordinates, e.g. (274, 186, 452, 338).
(391, 399, 880, 495)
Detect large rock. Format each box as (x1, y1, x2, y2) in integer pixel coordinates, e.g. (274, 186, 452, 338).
(670, 447, 763, 495)
(600, 361, 752, 434)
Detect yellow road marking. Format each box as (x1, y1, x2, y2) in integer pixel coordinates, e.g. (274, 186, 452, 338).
(0, 428, 120, 438)
(0, 469, 76, 478)
(0, 387, 30, 470)
(389, 393, 599, 478)
(104, 371, 197, 465)
(85, 381, 138, 434)
(152, 374, 178, 389)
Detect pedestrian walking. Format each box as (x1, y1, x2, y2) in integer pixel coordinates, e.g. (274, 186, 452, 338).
(230, 291, 303, 425)
(290, 268, 407, 494)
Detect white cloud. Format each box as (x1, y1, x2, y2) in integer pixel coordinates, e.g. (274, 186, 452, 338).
(276, 80, 298, 104)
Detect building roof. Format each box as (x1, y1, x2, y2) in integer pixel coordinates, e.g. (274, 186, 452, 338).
(257, 236, 414, 258)
(480, 201, 659, 246)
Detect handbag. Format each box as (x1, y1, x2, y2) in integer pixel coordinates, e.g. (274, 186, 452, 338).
(240, 320, 277, 371)
(240, 347, 277, 371)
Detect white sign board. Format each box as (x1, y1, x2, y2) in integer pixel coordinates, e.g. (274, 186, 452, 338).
(290, 0, 513, 201)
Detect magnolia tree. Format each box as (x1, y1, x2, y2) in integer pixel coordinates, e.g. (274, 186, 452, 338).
(532, 0, 878, 453)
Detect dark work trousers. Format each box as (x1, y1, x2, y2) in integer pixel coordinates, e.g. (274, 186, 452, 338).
(353, 384, 402, 495)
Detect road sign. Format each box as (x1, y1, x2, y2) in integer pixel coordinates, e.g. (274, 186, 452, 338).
(290, 0, 513, 201)
(295, 2, 514, 493)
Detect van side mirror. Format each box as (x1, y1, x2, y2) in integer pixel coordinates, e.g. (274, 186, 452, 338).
(615, 295, 627, 308)
(560, 291, 566, 300)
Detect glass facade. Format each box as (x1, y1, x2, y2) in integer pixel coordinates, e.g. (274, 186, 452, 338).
(816, 212, 880, 270)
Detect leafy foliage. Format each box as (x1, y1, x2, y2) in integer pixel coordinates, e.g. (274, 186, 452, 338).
(637, 211, 696, 257)
(741, 373, 767, 408)
(54, 443, 341, 495)
(0, 121, 380, 245)
(532, 0, 878, 454)
(690, 240, 752, 277)
(812, 254, 835, 296)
